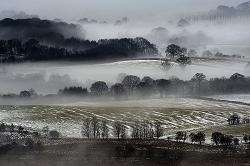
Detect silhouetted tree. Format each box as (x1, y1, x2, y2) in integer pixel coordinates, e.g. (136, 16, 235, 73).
(82, 117, 91, 139)
(156, 79, 171, 98)
(154, 121, 164, 139)
(165, 44, 187, 59)
(91, 116, 100, 139)
(122, 75, 140, 95)
(233, 138, 240, 146)
(113, 121, 126, 140)
(136, 81, 154, 97)
(192, 73, 206, 94)
(230, 73, 245, 81)
(212, 132, 224, 146)
(111, 83, 126, 98)
(131, 122, 140, 139)
(227, 114, 240, 125)
(49, 130, 60, 139)
(100, 120, 109, 139)
(243, 135, 249, 143)
(58, 86, 88, 96)
(90, 81, 108, 96)
(175, 131, 187, 142)
(0, 123, 6, 132)
(25, 138, 34, 149)
(190, 132, 205, 145)
(19, 90, 31, 98)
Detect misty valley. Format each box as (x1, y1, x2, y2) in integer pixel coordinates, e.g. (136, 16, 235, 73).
(1, 0, 250, 166)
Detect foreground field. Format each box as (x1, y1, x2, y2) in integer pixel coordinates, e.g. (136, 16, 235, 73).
(1, 97, 250, 139)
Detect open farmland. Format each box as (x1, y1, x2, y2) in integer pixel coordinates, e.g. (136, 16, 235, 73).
(1, 97, 250, 139)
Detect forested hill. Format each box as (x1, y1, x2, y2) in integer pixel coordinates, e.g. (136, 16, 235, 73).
(0, 18, 158, 62)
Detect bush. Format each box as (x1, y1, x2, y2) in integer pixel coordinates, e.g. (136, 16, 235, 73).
(49, 130, 60, 139)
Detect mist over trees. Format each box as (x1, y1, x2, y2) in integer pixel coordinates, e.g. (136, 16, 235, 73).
(0, 37, 158, 62)
(184, 1, 250, 23)
(2, 72, 250, 101)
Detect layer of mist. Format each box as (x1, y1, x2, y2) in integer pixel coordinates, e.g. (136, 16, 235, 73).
(0, 59, 249, 94)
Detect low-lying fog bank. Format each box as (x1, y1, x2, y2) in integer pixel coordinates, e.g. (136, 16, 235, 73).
(0, 59, 249, 94)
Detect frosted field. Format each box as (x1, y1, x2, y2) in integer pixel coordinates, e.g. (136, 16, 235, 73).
(1, 97, 250, 138)
(209, 94, 250, 104)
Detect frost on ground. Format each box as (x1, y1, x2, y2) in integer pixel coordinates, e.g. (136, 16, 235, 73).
(0, 97, 250, 138)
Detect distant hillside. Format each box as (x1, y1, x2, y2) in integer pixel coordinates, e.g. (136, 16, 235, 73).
(0, 18, 85, 47)
(0, 18, 158, 62)
(0, 37, 158, 63)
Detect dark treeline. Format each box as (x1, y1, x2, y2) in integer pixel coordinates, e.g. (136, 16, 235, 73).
(1, 72, 250, 100)
(56, 73, 250, 99)
(0, 37, 158, 62)
(80, 115, 244, 149)
(0, 18, 85, 47)
(81, 116, 164, 140)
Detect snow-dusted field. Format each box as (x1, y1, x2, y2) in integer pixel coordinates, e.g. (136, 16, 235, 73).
(1, 97, 250, 138)
(209, 94, 250, 104)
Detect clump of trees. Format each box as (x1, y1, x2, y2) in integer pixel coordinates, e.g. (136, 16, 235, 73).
(2, 72, 250, 100)
(0, 37, 158, 63)
(165, 44, 191, 65)
(81, 116, 164, 140)
(190, 132, 206, 145)
(81, 117, 109, 139)
(58, 87, 88, 96)
(227, 113, 250, 125)
(211, 132, 240, 146)
(175, 131, 187, 142)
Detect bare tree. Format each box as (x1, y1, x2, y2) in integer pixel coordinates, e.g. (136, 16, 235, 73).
(91, 116, 100, 139)
(113, 121, 126, 140)
(81, 117, 91, 139)
(131, 122, 140, 139)
(154, 121, 164, 139)
(101, 120, 109, 139)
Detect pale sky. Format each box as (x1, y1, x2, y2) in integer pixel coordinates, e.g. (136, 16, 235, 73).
(0, 0, 247, 21)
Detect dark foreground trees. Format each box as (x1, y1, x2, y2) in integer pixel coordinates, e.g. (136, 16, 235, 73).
(81, 116, 165, 140)
(190, 132, 205, 145)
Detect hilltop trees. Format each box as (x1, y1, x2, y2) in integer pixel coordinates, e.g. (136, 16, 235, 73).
(165, 44, 191, 65)
(165, 44, 186, 59)
(0, 37, 158, 63)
